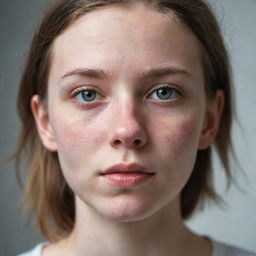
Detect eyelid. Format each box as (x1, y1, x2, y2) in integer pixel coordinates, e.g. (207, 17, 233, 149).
(71, 86, 104, 97)
(146, 83, 183, 97)
(69, 83, 183, 105)
(69, 86, 105, 110)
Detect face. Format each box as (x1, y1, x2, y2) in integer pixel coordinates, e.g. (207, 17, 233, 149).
(32, 4, 223, 221)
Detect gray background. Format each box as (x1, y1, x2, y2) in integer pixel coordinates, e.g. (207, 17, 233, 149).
(0, 0, 255, 255)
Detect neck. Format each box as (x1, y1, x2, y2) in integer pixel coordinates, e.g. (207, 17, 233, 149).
(54, 196, 211, 256)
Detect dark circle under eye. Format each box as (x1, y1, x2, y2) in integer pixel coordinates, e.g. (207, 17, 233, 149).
(156, 87, 173, 100)
(81, 90, 97, 102)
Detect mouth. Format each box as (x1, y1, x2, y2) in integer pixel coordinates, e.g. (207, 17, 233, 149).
(100, 162, 154, 175)
(100, 163, 155, 187)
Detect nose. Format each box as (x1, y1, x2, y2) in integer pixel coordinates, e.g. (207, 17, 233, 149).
(108, 102, 148, 149)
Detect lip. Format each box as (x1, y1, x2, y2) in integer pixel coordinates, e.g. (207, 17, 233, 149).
(102, 173, 154, 187)
(100, 163, 154, 175)
(100, 163, 155, 187)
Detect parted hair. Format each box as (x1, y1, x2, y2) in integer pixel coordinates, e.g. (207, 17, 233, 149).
(15, 0, 234, 241)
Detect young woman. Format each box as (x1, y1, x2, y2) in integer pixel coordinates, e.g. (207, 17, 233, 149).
(15, 0, 256, 255)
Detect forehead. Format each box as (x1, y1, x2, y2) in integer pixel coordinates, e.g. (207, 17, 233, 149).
(56, 4, 179, 43)
(50, 4, 203, 82)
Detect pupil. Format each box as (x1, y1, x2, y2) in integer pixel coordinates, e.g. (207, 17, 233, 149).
(157, 88, 172, 100)
(82, 90, 96, 102)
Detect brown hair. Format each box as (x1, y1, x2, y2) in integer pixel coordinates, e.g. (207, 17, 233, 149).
(15, 0, 234, 241)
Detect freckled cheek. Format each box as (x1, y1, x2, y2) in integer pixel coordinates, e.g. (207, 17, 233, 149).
(152, 115, 202, 159)
(52, 116, 106, 162)
(51, 116, 107, 193)
(152, 116, 203, 190)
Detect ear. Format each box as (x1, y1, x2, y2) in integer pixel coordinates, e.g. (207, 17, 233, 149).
(31, 95, 57, 152)
(198, 90, 224, 150)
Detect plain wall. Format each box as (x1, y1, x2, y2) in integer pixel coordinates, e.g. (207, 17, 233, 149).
(0, 0, 255, 255)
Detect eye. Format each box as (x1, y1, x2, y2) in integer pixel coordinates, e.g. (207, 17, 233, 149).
(74, 89, 102, 103)
(148, 85, 181, 101)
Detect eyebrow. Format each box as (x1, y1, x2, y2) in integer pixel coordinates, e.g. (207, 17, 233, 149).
(61, 66, 192, 81)
(61, 68, 108, 80)
(139, 67, 192, 81)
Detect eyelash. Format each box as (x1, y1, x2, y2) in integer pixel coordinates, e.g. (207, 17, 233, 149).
(147, 84, 182, 101)
(71, 84, 183, 108)
(71, 86, 103, 108)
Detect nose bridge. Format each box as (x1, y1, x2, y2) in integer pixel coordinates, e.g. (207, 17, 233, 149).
(117, 97, 139, 125)
(108, 96, 148, 148)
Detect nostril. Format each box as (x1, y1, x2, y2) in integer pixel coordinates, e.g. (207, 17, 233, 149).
(134, 139, 141, 145)
(112, 139, 142, 147)
(114, 140, 122, 145)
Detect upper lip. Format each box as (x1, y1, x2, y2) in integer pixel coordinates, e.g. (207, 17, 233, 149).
(100, 163, 154, 175)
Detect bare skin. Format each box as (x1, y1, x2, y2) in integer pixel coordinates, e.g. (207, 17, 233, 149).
(41, 197, 213, 256)
(32, 3, 223, 256)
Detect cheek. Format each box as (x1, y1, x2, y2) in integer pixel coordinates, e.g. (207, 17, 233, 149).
(152, 114, 204, 191)
(51, 114, 105, 168)
(151, 111, 204, 164)
(50, 115, 107, 195)
(172, 118, 201, 150)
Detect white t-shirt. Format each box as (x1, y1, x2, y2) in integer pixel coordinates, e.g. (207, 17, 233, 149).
(17, 239, 256, 256)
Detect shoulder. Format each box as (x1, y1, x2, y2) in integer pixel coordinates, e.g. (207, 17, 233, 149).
(16, 242, 49, 256)
(211, 239, 256, 256)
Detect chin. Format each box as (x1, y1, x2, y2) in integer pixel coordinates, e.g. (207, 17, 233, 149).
(95, 194, 165, 223)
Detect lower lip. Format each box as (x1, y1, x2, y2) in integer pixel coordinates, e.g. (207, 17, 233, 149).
(101, 173, 154, 187)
